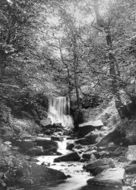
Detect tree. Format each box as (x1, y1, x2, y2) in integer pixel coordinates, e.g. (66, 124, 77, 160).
(91, 0, 136, 119)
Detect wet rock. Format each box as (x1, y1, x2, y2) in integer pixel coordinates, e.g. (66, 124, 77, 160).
(125, 164, 136, 174)
(74, 144, 83, 149)
(125, 161, 136, 174)
(78, 121, 102, 138)
(79, 120, 103, 128)
(51, 136, 63, 141)
(84, 168, 125, 190)
(11, 137, 58, 155)
(75, 134, 97, 145)
(82, 153, 91, 160)
(56, 152, 62, 155)
(84, 158, 115, 175)
(32, 137, 58, 154)
(97, 128, 125, 146)
(54, 152, 80, 162)
(27, 146, 44, 156)
(66, 143, 74, 150)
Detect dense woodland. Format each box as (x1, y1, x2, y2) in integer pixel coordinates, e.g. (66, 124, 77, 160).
(1, 0, 136, 118)
(1, 0, 136, 189)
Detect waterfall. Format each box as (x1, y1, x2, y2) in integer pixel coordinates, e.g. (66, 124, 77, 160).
(48, 97, 73, 128)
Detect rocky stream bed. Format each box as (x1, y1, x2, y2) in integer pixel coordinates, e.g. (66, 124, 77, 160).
(2, 119, 136, 190)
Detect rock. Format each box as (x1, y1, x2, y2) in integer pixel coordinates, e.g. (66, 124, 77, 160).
(51, 136, 63, 141)
(125, 120, 136, 145)
(85, 168, 125, 190)
(84, 158, 115, 175)
(82, 153, 91, 160)
(11, 139, 35, 152)
(78, 125, 96, 138)
(97, 128, 125, 146)
(11, 137, 58, 155)
(6, 162, 67, 187)
(111, 146, 127, 157)
(40, 118, 51, 126)
(32, 137, 58, 154)
(125, 164, 136, 174)
(66, 143, 74, 150)
(75, 133, 97, 145)
(27, 146, 44, 156)
(126, 145, 136, 161)
(79, 120, 103, 128)
(74, 144, 83, 149)
(54, 152, 80, 162)
(78, 121, 103, 138)
(125, 161, 136, 174)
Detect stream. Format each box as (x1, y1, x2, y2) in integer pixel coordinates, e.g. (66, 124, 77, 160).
(35, 137, 90, 190)
(30, 97, 90, 190)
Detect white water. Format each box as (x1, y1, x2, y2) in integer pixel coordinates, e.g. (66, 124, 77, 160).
(36, 138, 90, 190)
(48, 97, 73, 128)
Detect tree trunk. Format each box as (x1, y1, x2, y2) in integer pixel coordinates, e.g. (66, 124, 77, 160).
(0, 48, 7, 79)
(93, 1, 136, 119)
(105, 27, 136, 119)
(73, 36, 80, 130)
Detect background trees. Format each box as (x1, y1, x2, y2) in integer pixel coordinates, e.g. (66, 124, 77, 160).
(0, 0, 136, 127)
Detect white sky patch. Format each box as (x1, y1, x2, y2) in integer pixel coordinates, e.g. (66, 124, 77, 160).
(66, 2, 94, 27)
(7, 0, 13, 5)
(37, 0, 116, 58)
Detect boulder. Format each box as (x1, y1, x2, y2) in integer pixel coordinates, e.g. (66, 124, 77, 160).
(97, 128, 125, 146)
(125, 160, 136, 174)
(11, 139, 35, 152)
(78, 125, 95, 138)
(27, 146, 44, 156)
(6, 162, 67, 187)
(78, 121, 103, 138)
(11, 137, 58, 155)
(35, 137, 58, 153)
(54, 152, 80, 162)
(125, 164, 136, 174)
(85, 168, 125, 190)
(84, 158, 115, 176)
(75, 133, 97, 145)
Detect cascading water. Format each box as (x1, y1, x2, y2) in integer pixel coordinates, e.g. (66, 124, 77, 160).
(48, 97, 73, 128)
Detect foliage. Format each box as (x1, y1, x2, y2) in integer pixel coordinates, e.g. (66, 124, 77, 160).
(0, 0, 136, 128)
